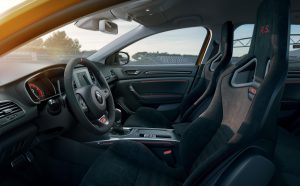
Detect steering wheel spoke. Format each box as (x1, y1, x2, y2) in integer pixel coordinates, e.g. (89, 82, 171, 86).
(75, 94, 89, 113)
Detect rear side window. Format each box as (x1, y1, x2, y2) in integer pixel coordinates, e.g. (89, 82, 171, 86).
(122, 27, 207, 65)
(234, 24, 300, 63)
(290, 25, 300, 63)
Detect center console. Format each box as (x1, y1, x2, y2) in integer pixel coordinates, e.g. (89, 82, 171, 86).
(87, 109, 180, 148)
(87, 127, 180, 147)
(86, 109, 180, 165)
(85, 126, 180, 166)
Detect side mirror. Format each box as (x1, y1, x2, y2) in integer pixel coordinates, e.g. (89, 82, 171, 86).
(118, 52, 130, 65)
(106, 51, 130, 66)
(99, 20, 118, 35)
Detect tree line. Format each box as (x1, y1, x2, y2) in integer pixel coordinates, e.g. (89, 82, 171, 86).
(20, 31, 81, 56)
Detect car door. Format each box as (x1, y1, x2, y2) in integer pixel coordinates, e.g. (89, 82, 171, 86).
(278, 25, 300, 131)
(110, 27, 208, 121)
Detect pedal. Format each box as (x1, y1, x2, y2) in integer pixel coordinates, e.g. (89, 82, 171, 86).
(11, 155, 27, 169)
(11, 152, 34, 169)
(24, 151, 34, 163)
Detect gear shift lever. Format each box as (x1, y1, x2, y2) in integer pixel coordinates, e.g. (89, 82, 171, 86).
(115, 108, 122, 125)
(112, 109, 124, 134)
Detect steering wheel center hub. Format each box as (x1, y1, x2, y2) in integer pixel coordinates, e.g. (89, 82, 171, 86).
(90, 86, 106, 110)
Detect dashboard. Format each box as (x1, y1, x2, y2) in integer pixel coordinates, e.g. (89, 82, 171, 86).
(0, 62, 118, 135)
(0, 61, 121, 165)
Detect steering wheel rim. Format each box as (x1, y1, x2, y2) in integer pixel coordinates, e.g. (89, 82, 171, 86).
(64, 58, 115, 135)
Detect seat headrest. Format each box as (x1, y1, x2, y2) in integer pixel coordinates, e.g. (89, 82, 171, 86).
(209, 21, 233, 71)
(220, 21, 233, 55)
(248, 0, 290, 82)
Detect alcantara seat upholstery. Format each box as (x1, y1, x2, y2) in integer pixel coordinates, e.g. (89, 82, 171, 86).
(81, 0, 290, 185)
(124, 22, 233, 128)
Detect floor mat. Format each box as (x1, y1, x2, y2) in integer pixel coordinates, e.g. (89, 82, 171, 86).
(275, 128, 300, 186)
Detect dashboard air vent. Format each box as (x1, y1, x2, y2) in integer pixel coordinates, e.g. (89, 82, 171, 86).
(0, 101, 25, 126)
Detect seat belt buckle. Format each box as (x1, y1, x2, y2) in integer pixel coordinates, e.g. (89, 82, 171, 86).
(248, 86, 257, 100)
(163, 149, 175, 166)
(163, 149, 172, 155)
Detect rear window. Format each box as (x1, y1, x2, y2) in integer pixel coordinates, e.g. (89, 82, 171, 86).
(233, 24, 300, 63)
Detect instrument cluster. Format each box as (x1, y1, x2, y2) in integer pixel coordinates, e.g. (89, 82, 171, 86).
(25, 68, 65, 103)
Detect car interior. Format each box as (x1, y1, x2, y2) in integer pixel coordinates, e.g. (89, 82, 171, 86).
(0, 0, 299, 185)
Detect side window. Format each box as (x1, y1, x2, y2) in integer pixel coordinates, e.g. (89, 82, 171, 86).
(233, 24, 254, 63)
(290, 25, 300, 63)
(122, 27, 207, 65)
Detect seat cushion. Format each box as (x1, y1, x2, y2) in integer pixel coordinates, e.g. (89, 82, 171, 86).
(124, 107, 171, 128)
(80, 141, 185, 186)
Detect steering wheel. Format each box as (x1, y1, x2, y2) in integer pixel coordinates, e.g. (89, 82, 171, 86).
(64, 58, 115, 135)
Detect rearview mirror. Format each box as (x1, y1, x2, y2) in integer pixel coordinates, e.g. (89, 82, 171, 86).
(99, 20, 118, 35)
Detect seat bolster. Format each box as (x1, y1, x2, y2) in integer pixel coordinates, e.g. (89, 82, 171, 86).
(179, 117, 221, 171)
(124, 107, 171, 128)
(81, 141, 185, 186)
(109, 141, 186, 179)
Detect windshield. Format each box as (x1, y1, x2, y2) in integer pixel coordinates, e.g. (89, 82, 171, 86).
(0, 20, 139, 63)
(0, 0, 27, 15)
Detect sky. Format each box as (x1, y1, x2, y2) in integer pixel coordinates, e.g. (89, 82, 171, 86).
(0, 0, 25, 14)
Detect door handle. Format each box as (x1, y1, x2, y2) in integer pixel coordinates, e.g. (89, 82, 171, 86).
(125, 70, 140, 75)
(129, 85, 142, 98)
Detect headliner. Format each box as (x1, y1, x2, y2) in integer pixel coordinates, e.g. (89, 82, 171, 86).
(81, 0, 300, 28)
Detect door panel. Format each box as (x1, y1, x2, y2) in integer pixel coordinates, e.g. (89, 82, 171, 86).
(122, 65, 195, 105)
(127, 78, 189, 104)
(281, 63, 300, 110)
(278, 63, 300, 132)
(112, 65, 198, 120)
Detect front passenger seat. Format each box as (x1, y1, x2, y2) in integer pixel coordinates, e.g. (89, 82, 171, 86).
(81, 0, 290, 185)
(124, 21, 233, 128)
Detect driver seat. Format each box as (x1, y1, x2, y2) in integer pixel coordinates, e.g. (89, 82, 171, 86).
(81, 0, 290, 185)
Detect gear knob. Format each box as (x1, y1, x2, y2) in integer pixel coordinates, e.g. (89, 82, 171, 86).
(112, 108, 124, 135)
(115, 108, 122, 124)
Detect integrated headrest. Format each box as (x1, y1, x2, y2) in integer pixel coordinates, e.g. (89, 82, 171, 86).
(209, 21, 233, 71)
(220, 21, 233, 54)
(248, 0, 290, 81)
